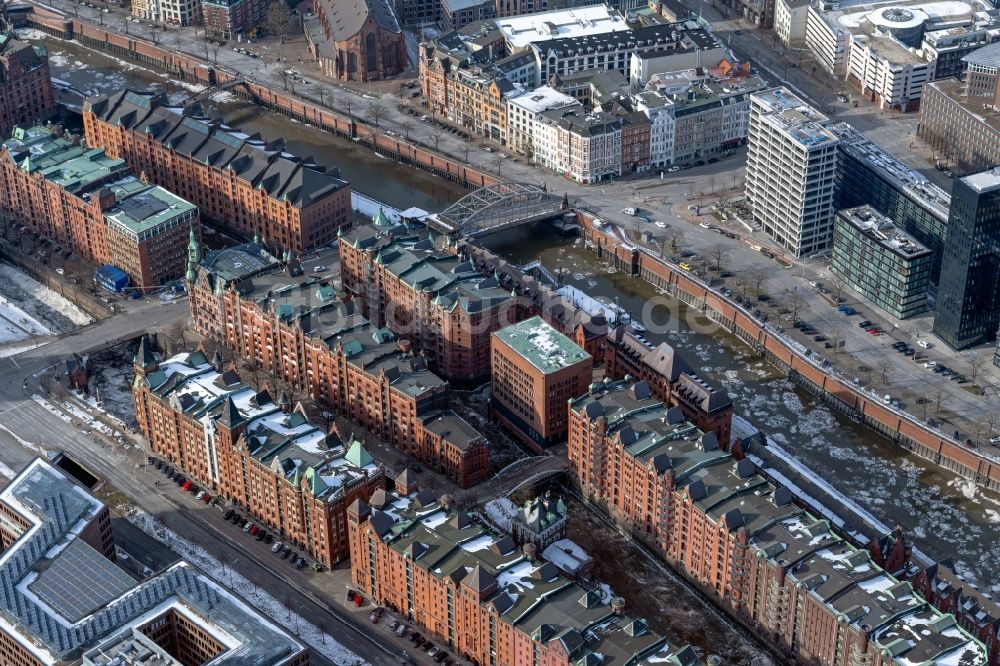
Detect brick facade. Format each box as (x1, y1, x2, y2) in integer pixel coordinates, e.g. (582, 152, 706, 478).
(202, 0, 265, 38)
(339, 222, 525, 384)
(568, 379, 989, 665)
(347, 489, 703, 666)
(132, 343, 384, 567)
(491, 316, 592, 452)
(83, 89, 351, 253)
(0, 34, 55, 140)
(0, 125, 200, 288)
(308, 0, 406, 82)
(187, 243, 489, 487)
(603, 326, 733, 445)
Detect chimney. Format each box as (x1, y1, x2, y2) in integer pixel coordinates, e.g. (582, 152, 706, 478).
(440, 493, 454, 511)
(522, 542, 537, 562)
(398, 339, 412, 354)
(610, 597, 625, 615)
(97, 187, 117, 212)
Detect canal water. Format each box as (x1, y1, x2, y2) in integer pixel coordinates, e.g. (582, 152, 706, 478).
(42, 37, 465, 212)
(37, 33, 1000, 592)
(488, 228, 1000, 593)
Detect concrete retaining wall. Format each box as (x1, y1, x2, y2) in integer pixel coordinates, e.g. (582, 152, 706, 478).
(576, 210, 1000, 493)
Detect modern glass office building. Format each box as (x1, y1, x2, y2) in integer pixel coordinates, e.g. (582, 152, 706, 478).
(832, 206, 933, 320)
(832, 123, 951, 282)
(933, 168, 1000, 349)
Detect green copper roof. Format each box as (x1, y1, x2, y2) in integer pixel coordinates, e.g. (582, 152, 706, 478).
(3, 125, 128, 194)
(345, 440, 374, 468)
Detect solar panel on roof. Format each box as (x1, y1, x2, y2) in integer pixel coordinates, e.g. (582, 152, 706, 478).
(117, 193, 169, 221)
(123, 92, 152, 110)
(29, 539, 136, 623)
(214, 129, 245, 150)
(181, 116, 211, 135)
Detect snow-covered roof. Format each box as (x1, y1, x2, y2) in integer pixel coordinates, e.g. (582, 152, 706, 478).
(0, 459, 306, 664)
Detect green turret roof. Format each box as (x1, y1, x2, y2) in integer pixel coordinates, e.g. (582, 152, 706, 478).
(345, 440, 374, 468)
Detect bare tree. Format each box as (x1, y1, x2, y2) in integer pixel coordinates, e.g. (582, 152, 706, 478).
(986, 415, 1000, 442)
(934, 386, 944, 414)
(668, 229, 684, 254)
(829, 275, 846, 304)
(368, 101, 385, 129)
(461, 142, 471, 164)
(279, 70, 290, 91)
(878, 360, 891, 385)
(708, 244, 727, 273)
(495, 153, 504, 175)
(210, 43, 219, 65)
(708, 174, 717, 195)
(343, 94, 354, 119)
(430, 127, 444, 152)
(317, 86, 328, 107)
(966, 354, 985, 391)
(265, 2, 292, 43)
(829, 331, 842, 355)
(746, 268, 766, 297)
(788, 291, 807, 323)
(400, 119, 414, 142)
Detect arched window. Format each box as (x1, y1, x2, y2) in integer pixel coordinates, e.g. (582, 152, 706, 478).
(365, 33, 377, 73)
(347, 52, 358, 74)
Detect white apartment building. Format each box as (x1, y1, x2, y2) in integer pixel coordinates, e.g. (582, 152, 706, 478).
(848, 31, 934, 111)
(539, 109, 622, 183)
(746, 88, 840, 257)
(506, 85, 581, 156)
(806, 5, 851, 75)
(132, 0, 200, 24)
(775, 0, 810, 44)
(634, 91, 676, 168)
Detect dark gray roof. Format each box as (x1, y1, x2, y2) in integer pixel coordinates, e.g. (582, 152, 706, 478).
(316, 0, 401, 41)
(84, 90, 348, 208)
(962, 41, 1000, 68)
(0, 459, 305, 664)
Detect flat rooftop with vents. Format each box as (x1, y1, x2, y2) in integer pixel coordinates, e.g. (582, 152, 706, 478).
(0, 458, 308, 666)
(493, 316, 591, 374)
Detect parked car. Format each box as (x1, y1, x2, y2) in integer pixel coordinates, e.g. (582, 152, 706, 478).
(917, 340, 932, 349)
(395, 623, 407, 637)
(280, 547, 292, 559)
(223, 508, 235, 520)
(428, 647, 441, 658)
(923, 361, 938, 369)
(272, 541, 283, 553)
(858, 320, 872, 328)
(242, 522, 254, 533)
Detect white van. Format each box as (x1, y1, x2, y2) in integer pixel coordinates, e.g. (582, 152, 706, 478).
(622, 207, 638, 216)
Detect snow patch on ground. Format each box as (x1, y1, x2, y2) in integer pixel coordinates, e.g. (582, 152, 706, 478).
(125, 508, 366, 665)
(0, 263, 93, 325)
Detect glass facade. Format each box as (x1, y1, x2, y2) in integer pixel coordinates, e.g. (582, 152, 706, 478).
(831, 206, 932, 320)
(933, 170, 1000, 349)
(834, 126, 950, 281)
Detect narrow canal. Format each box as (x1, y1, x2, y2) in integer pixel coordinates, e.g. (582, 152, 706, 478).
(38, 33, 1000, 593)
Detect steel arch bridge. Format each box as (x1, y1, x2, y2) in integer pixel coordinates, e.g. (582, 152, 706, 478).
(432, 182, 566, 237)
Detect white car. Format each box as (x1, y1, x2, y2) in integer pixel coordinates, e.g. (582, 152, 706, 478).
(699, 222, 710, 229)
(923, 361, 938, 369)
(313, 265, 327, 273)
(917, 340, 931, 349)
(655, 221, 667, 228)
(882, 394, 891, 405)
(667, 166, 681, 173)
(271, 541, 283, 553)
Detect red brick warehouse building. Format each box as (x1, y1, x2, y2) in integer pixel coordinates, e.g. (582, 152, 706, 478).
(0, 32, 55, 140)
(305, 0, 407, 81)
(491, 316, 592, 452)
(604, 326, 733, 445)
(339, 220, 526, 384)
(133, 339, 385, 567)
(187, 241, 490, 487)
(568, 379, 990, 665)
(346, 487, 706, 666)
(83, 89, 351, 253)
(201, 0, 265, 39)
(0, 125, 200, 288)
